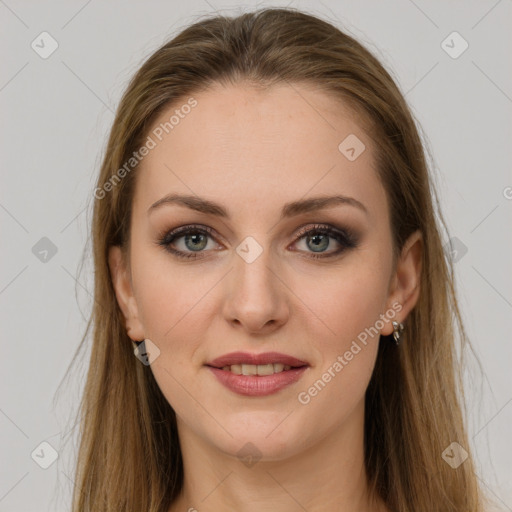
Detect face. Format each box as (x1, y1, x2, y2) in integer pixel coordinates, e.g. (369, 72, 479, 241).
(109, 81, 420, 462)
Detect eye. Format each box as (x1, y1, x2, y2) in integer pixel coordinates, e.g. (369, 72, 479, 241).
(291, 224, 358, 259)
(157, 224, 220, 260)
(157, 223, 359, 260)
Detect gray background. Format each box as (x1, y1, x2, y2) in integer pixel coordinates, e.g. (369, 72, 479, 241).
(1, 0, 511, 510)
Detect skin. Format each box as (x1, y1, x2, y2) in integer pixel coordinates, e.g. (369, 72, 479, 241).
(109, 81, 422, 512)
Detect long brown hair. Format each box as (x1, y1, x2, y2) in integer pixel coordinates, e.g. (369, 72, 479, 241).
(63, 7, 485, 511)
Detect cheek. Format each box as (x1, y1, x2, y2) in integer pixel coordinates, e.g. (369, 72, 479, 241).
(294, 255, 391, 405)
(131, 246, 211, 343)
(293, 285, 385, 435)
(304, 260, 391, 351)
(133, 261, 212, 416)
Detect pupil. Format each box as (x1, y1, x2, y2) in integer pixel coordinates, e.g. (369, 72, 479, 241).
(186, 233, 207, 251)
(308, 234, 328, 252)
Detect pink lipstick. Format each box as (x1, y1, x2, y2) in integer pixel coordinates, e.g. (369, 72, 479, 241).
(205, 351, 309, 397)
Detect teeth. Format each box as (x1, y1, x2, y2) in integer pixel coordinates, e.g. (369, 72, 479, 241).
(254, 364, 274, 376)
(230, 364, 242, 375)
(242, 364, 258, 376)
(220, 363, 294, 375)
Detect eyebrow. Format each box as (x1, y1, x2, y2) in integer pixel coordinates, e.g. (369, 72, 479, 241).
(148, 193, 368, 219)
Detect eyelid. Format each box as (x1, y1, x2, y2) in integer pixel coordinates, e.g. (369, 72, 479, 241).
(157, 224, 222, 249)
(290, 223, 358, 255)
(157, 222, 358, 259)
(161, 222, 353, 241)
(158, 224, 219, 245)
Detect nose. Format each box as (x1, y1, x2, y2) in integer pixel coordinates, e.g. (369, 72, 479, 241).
(222, 245, 290, 335)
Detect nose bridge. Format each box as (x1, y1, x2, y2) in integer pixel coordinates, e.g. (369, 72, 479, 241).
(236, 239, 274, 294)
(224, 235, 288, 332)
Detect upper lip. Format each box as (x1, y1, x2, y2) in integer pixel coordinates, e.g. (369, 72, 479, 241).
(206, 351, 309, 368)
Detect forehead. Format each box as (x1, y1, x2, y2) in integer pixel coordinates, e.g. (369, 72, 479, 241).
(133, 81, 385, 222)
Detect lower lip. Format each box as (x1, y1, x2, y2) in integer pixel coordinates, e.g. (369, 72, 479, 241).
(206, 366, 308, 396)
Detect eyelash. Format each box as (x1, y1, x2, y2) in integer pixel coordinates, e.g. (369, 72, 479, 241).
(156, 223, 358, 260)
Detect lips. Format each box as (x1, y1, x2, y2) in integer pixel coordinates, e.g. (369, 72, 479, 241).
(206, 351, 309, 369)
(205, 352, 309, 396)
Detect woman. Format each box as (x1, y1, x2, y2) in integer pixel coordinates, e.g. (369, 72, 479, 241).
(69, 7, 485, 511)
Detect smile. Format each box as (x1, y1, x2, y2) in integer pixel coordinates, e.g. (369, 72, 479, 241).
(220, 363, 293, 375)
(205, 351, 310, 396)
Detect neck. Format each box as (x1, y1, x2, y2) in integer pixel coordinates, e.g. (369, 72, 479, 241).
(169, 400, 387, 512)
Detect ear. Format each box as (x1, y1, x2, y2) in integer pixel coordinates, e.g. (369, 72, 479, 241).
(381, 229, 422, 336)
(108, 245, 145, 341)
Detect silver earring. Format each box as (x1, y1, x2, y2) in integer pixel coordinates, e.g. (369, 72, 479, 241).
(392, 321, 404, 345)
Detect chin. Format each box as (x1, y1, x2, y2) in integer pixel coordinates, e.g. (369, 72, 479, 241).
(210, 413, 309, 462)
